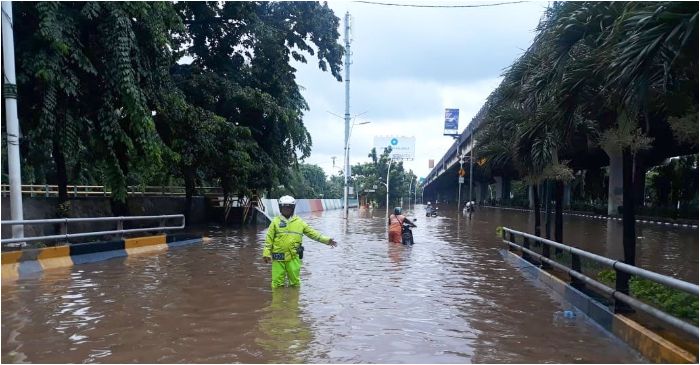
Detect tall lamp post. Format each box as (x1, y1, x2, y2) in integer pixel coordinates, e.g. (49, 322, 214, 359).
(3, 2, 24, 241)
(469, 130, 475, 205)
(377, 158, 394, 226)
(342, 11, 352, 221)
(343, 120, 370, 219)
(407, 176, 412, 211)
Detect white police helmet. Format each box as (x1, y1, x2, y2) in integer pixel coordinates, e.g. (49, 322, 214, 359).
(279, 195, 296, 206)
(427, 201, 431, 205)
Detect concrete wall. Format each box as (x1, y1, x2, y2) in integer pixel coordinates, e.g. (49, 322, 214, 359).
(258, 198, 356, 218)
(1, 196, 207, 239)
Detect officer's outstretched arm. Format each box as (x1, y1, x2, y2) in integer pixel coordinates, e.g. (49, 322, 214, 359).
(302, 222, 334, 246)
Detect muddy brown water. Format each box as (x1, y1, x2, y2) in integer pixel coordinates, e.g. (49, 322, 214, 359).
(4, 205, 693, 363)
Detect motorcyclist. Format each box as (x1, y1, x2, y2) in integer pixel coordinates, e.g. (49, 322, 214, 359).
(388, 207, 416, 243)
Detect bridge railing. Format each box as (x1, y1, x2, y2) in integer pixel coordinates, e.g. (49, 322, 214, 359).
(1, 184, 222, 197)
(1, 214, 185, 247)
(501, 227, 698, 339)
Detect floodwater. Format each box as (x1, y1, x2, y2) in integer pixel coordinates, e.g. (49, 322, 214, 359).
(6, 205, 692, 363)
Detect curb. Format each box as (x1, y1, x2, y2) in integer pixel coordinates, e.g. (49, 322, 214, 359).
(501, 249, 697, 363)
(482, 206, 698, 229)
(2, 233, 202, 281)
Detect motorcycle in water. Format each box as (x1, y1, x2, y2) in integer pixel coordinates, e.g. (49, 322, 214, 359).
(402, 218, 417, 245)
(425, 206, 438, 217)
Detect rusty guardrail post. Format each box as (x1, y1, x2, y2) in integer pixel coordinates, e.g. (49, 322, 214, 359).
(614, 264, 633, 313)
(570, 251, 584, 289)
(117, 218, 124, 240)
(522, 235, 531, 261)
(541, 236, 551, 270)
(507, 231, 515, 252)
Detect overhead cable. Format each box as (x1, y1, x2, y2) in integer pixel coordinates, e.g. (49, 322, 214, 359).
(353, 1, 529, 8)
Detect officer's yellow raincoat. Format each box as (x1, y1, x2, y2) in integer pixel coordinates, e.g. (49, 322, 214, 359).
(263, 215, 331, 288)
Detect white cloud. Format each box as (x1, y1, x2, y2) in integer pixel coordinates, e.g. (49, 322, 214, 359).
(293, 1, 547, 180)
(302, 76, 501, 178)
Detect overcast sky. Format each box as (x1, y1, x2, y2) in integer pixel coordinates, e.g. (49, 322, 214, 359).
(294, 0, 549, 179)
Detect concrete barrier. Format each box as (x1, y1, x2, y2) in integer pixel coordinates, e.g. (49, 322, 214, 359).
(2, 233, 202, 281)
(501, 249, 697, 363)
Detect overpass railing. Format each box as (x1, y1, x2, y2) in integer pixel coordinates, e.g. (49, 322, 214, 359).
(1, 184, 222, 197)
(1, 214, 185, 246)
(501, 227, 698, 339)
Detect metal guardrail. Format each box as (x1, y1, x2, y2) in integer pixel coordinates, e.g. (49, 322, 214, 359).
(0, 184, 222, 197)
(502, 227, 699, 339)
(1, 214, 185, 245)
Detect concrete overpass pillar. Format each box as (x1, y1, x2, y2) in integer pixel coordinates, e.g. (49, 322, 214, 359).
(563, 183, 571, 209)
(607, 148, 624, 215)
(494, 176, 511, 202)
(494, 177, 503, 203)
(478, 181, 489, 203)
(528, 185, 534, 209)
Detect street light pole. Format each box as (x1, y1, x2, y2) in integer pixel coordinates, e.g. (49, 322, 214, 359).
(469, 131, 474, 204)
(458, 151, 463, 211)
(385, 159, 392, 221)
(343, 11, 351, 220)
(414, 183, 418, 207)
(2, 2, 24, 241)
(407, 176, 413, 211)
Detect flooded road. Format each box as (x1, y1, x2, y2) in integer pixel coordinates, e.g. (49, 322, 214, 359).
(4, 205, 688, 363)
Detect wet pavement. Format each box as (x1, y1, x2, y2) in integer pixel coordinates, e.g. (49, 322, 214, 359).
(4, 205, 692, 363)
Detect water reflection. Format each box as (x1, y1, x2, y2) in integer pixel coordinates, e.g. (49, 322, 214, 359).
(1, 207, 674, 362)
(255, 288, 312, 363)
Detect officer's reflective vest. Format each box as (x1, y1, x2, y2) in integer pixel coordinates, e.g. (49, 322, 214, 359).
(263, 215, 330, 261)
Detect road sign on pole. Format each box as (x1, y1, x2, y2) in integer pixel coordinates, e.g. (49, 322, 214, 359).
(459, 177, 464, 184)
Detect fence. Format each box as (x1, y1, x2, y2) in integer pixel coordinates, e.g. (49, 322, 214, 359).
(501, 227, 698, 339)
(1, 214, 185, 246)
(1, 184, 222, 197)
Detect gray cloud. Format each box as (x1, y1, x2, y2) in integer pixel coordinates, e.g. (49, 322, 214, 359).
(294, 1, 548, 178)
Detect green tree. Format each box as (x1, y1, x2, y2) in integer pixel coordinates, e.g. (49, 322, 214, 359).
(172, 1, 344, 196)
(11, 2, 182, 216)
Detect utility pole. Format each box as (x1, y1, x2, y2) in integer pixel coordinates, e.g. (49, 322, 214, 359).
(2, 2, 24, 241)
(469, 131, 474, 205)
(407, 176, 413, 211)
(458, 149, 463, 211)
(386, 159, 392, 225)
(414, 183, 418, 207)
(343, 11, 351, 219)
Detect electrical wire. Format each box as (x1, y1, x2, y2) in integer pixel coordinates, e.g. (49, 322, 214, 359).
(353, 0, 529, 8)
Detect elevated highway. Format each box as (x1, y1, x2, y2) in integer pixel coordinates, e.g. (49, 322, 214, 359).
(422, 105, 696, 214)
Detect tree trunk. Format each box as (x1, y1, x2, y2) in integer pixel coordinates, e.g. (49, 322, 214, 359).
(533, 184, 541, 237)
(555, 181, 564, 243)
(110, 145, 131, 218)
(53, 138, 68, 207)
(544, 180, 552, 240)
(616, 147, 636, 310)
(542, 180, 551, 268)
(633, 154, 647, 207)
(184, 165, 195, 227)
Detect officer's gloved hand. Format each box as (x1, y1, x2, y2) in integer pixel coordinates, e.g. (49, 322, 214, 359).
(328, 239, 338, 248)
(263, 256, 271, 264)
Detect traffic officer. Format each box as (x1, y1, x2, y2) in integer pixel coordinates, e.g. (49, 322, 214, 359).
(263, 195, 337, 288)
